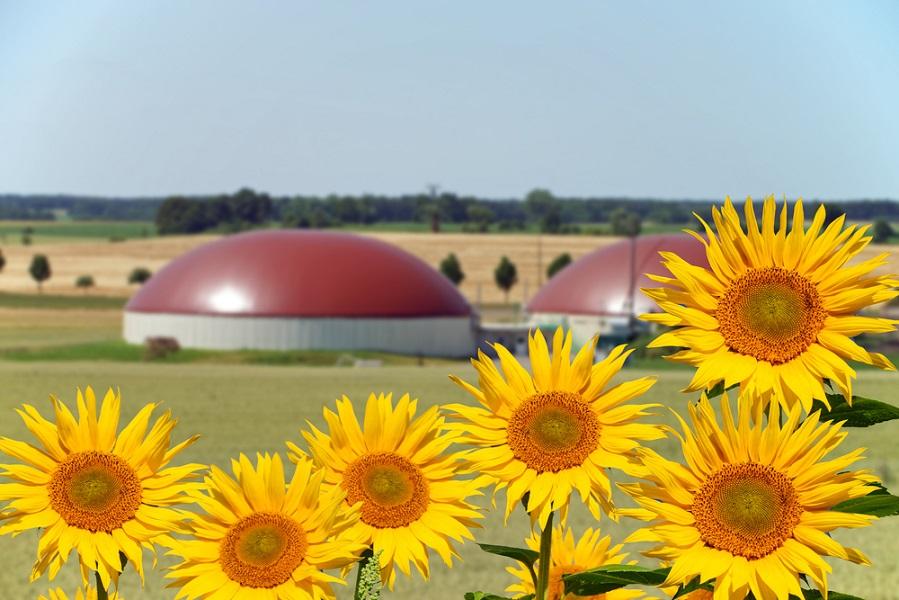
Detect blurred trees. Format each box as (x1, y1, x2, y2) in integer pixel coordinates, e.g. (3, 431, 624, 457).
(75, 275, 95, 293)
(156, 189, 273, 234)
(128, 267, 153, 285)
(142, 189, 899, 238)
(29, 254, 51, 292)
(610, 208, 642, 236)
(494, 256, 518, 303)
(439, 253, 464, 285)
(546, 253, 572, 279)
(525, 189, 562, 233)
(464, 204, 494, 233)
(873, 220, 894, 243)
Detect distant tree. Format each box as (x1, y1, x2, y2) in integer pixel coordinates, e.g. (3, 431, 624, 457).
(873, 220, 894, 244)
(419, 202, 442, 233)
(821, 202, 846, 228)
(155, 196, 211, 234)
(465, 204, 494, 233)
(610, 208, 642, 236)
(0, 249, 5, 273)
(308, 208, 336, 229)
(525, 189, 562, 233)
(75, 274, 95, 293)
(22, 226, 33, 246)
(647, 206, 680, 224)
(494, 256, 518, 303)
(546, 253, 572, 279)
(229, 188, 273, 224)
(128, 267, 153, 285)
(439, 253, 465, 286)
(497, 219, 526, 231)
(29, 254, 51, 292)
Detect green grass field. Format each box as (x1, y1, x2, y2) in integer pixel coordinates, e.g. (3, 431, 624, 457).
(0, 220, 156, 244)
(0, 292, 127, 310)
(0, 363, 895, 599)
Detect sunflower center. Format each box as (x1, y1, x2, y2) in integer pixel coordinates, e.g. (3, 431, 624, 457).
(692, 463, 802, 559)
(507, 391, 599, 473)
(344, 452, 429, 528)
(219, 513, 307, 588)
(48, 451, 142, 532)
(717, 267, 825, 364)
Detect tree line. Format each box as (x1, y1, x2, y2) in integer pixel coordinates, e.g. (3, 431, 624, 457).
(3, 191, 899, 235)
(151, 189, 899, 237)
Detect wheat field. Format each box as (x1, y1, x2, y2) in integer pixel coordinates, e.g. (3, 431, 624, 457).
(3, 230, 898, 307)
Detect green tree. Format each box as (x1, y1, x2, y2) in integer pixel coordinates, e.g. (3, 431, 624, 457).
(873, 220, 894, 244)
(155, 196, 212, 234)
(419, 202, 442, 233)
(75, 274, 95, 293)
(494, 256, 518, 303)
(546, 253, 573, 279)
(229, 188, 273, 224)
(821, 202, 846, 228)
(0, 249, 5, 273)
(128, 267, 153, 285)
(525, 189, 561, 233)
(610, 208, 642, 236)
(29, 254, 51, 292)
(465, 204, 494, 233)
(439, 253, 465, 285)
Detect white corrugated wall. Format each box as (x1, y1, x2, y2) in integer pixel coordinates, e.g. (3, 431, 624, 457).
(123, 312, 476, 357)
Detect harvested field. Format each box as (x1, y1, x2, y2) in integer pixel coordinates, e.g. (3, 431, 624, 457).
(3, 231, 898, 306)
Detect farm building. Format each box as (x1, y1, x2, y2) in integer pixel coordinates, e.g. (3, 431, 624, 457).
(526, 234, 709, 348)
(123, 230, 476, 356)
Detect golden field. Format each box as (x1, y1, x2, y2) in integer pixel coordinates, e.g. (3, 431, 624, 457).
(3, 229, 899, 306)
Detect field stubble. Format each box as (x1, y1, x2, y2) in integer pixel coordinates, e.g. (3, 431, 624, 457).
(0, 363, 894, 599)
(3, 229, 898, 306)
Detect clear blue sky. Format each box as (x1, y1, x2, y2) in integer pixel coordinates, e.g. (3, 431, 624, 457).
(1, 1, 898, 199)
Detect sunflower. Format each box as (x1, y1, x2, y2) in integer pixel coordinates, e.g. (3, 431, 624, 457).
(506, 525, 644, 600)
(0, 387, 200, 587)
(620, 392, 878, 600)
(167, 453, 366, 599)
(295, 392, 482, 587)
(38, 584, 122, 600)
(643, 195, 898, 413)
(447, 328, 663, 526)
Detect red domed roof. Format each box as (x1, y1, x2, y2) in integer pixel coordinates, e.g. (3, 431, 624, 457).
(126, 230, 471, 318)
(527, 234, 709, 317)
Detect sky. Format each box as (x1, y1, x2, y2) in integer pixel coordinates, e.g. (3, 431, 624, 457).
(1, 1, 899, 200)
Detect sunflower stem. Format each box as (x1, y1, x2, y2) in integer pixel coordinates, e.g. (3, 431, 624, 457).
(95, 570, 109, 600)
(535, 511, 554, 600)
(353, 547, 374, 600)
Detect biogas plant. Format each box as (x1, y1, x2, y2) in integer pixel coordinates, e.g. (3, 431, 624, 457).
(124, 230, 706, 357)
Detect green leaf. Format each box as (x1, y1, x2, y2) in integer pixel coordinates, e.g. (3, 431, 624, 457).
(672, 577, 714, 598)
(796, 589, 864, 599)
(815, 393, 899, 427)
(705, 381, 727, 398)
(476, 543, 539, 568)
(563, 565, 670, 595)
(464, 594, 524, 600)
(833, 485, 899, 517)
